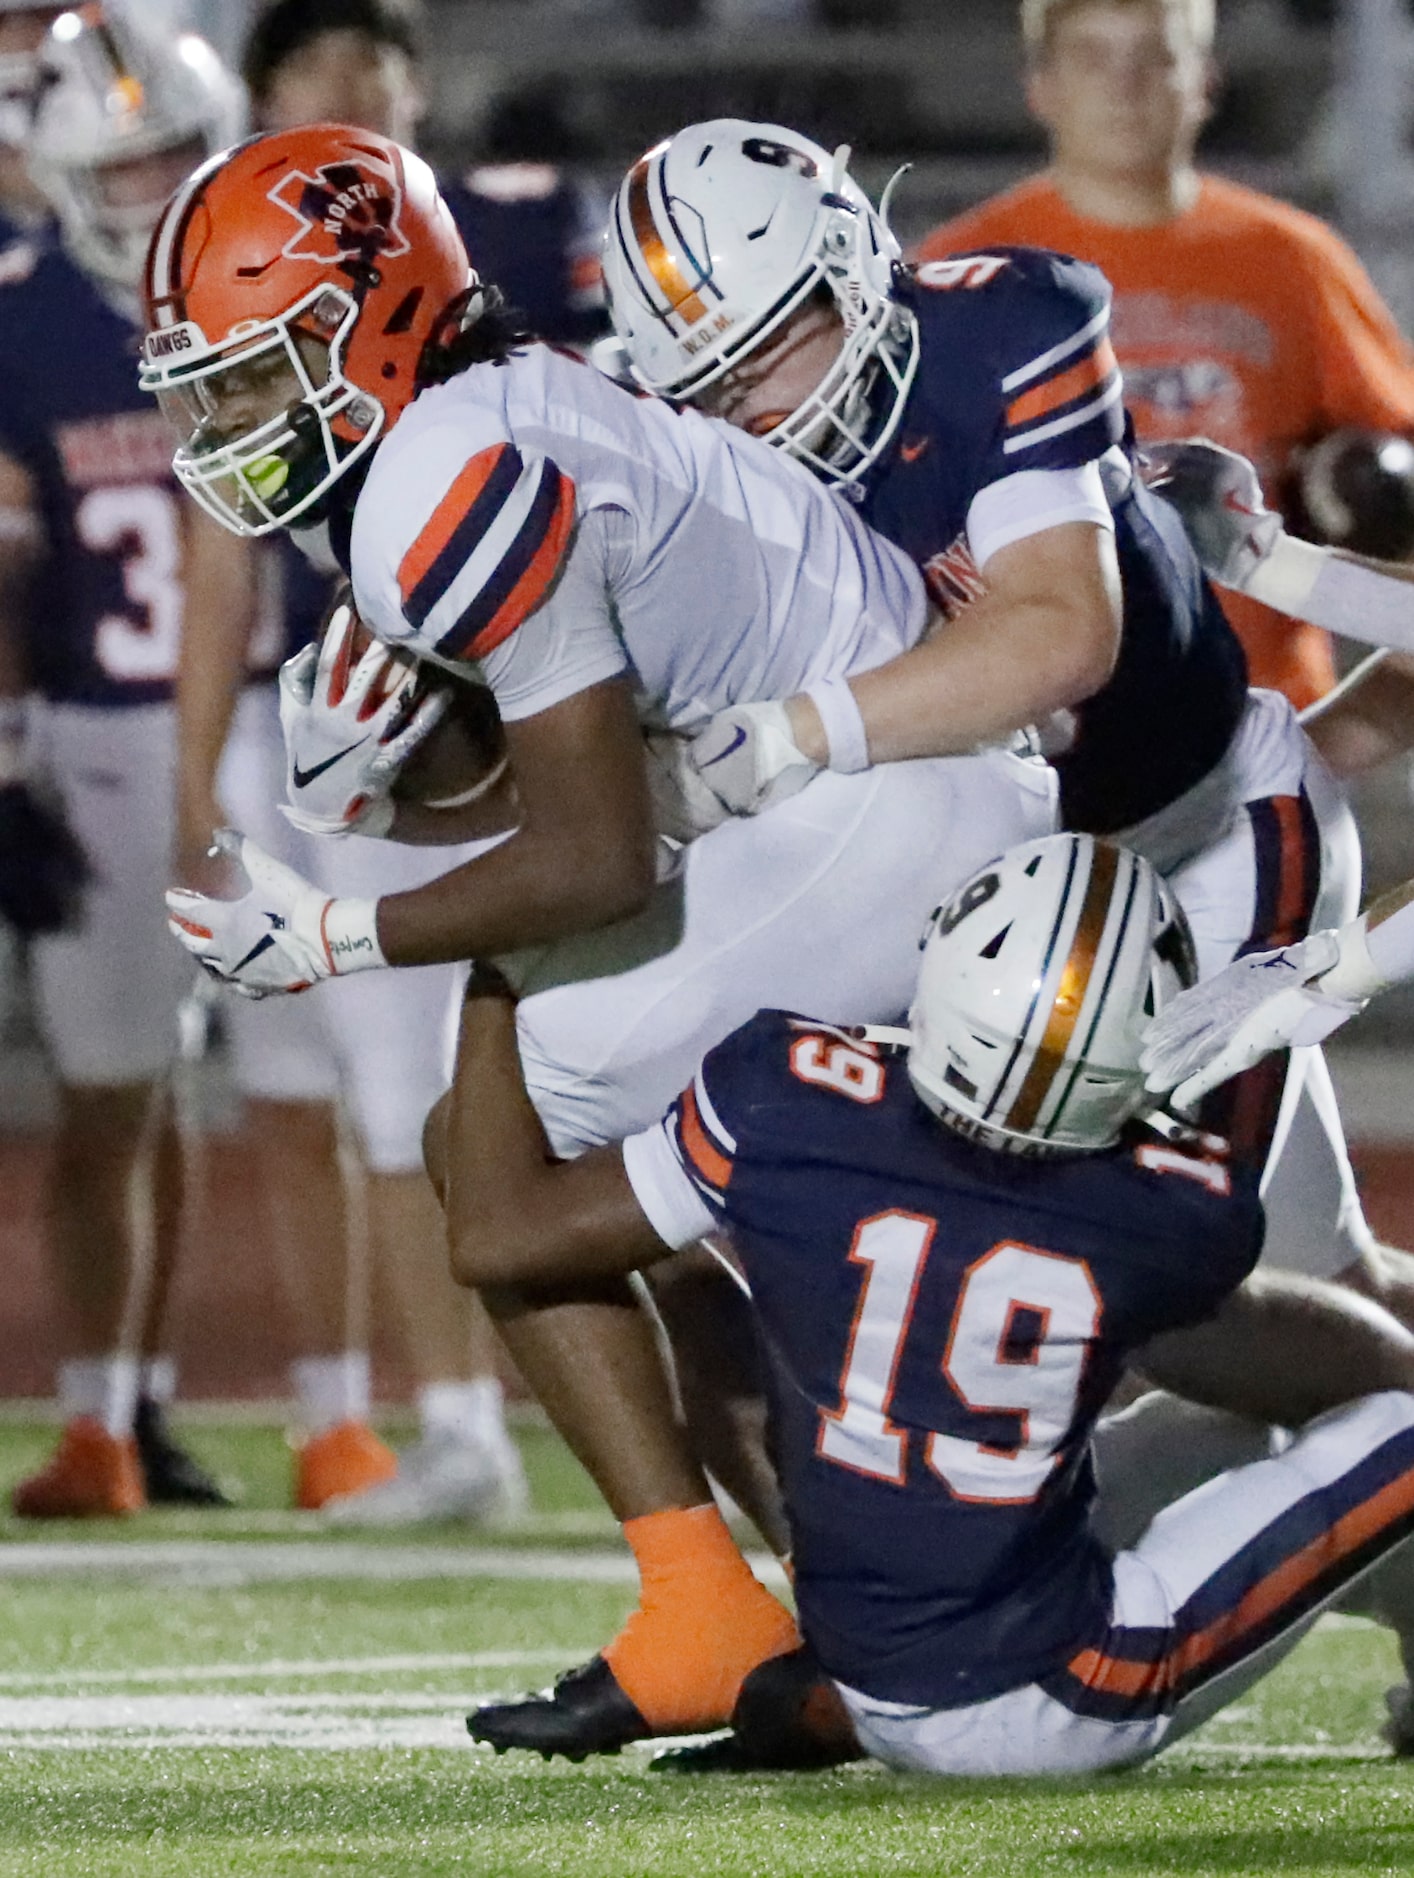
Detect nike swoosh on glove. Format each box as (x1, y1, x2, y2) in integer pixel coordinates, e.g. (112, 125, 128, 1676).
(687, 701, 820, 817)
(165, 829, 385, 998)
(1140, 930, 1363, 1110)
(279, 602, 446, 839)
(1141, 438, 1284, 593)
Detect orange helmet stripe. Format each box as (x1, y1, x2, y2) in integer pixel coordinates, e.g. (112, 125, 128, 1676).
(1004, 841, 1122, 1133)
(626, 150, 708, 327)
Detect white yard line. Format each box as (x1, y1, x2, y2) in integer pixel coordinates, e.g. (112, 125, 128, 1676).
(0, 1539, 786, 1589)
(0, 1649, 591, 1689)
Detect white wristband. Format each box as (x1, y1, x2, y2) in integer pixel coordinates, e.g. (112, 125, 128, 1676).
(1243, 533, 1327, 616)
(805, 676, 870, 775)
(320, 897, 387, 976)
(1313, 915, 1388, 1004)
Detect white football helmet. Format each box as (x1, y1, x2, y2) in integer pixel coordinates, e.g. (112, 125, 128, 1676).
(603, 119, 919, 487)
(27, 6, 244, 290)
(900, 834, 1195, 1155)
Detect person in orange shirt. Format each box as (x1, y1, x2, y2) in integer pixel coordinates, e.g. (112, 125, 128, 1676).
(915, 0, 1414, 710)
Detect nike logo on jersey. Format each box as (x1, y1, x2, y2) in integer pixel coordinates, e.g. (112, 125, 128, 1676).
(899, 436, 930, 464)
(292, 740, 367, 789)
(699, 726, 747, 767)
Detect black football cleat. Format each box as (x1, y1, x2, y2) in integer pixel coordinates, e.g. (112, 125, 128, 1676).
(651, 1646, 862, 1774)
(134, 1397, 233, 1507)
(468, 1655, 651, 1761)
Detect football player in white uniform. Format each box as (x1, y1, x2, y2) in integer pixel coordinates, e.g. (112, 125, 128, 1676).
(144, 124, 1056, 1741)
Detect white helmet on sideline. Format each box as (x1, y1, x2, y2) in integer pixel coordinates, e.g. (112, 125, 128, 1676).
(28, 5, 244, 289)
(603, 119, 919, 486)
(902, 834, 1195, 1156)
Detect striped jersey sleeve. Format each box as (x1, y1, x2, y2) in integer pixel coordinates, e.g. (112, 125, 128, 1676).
(351, 404, 576, 667)
(620, 1039, 746, 1250)
(932, 249, 1127, 483)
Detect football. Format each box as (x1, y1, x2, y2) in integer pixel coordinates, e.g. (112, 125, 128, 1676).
(318, 593, 507, 812)
(1288, 428, 1414, 560)
(391, 666, 506, 810)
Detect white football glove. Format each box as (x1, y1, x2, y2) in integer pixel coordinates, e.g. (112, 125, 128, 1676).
(165, 829, 385, 999)
(1142, 439, 1284, 593)
(687, 701, 821, 818)
(279, 603, 446, 839)
(1140, 929, 1366, 1110)
(643, 729, 732, 842)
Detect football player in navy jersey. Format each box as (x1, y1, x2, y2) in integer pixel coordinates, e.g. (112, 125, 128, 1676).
(447, 834, 1414, 1774)
(604, 120, 1413, 1313)
(0, 7, 258, 1515)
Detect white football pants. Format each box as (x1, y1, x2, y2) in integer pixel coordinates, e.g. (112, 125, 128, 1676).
(1136, 688, 1366, 1280)
(839, 1389, 1414, 1777)
(512, 750, 1057, 1157)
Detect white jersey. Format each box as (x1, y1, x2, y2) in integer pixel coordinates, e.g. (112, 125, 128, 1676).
(348, 343, 927, 728)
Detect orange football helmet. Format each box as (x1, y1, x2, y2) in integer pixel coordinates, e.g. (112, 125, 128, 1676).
(139, 124, 474, 536)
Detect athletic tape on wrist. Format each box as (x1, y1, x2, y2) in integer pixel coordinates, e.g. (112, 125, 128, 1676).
(805, 676, 870, 775)
(1242, 533, 1326, 616)
(1316, 916, 1388, 1004)
(319, 897, 387, 976)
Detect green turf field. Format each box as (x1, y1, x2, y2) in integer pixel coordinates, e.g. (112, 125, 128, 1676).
(0, 1417, 1411, 1878)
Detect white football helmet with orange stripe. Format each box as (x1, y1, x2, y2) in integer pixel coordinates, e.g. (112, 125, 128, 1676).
(603, 120, 919, 487)
(28, 6, 243, 291)
(902, 834, 1195, 1155)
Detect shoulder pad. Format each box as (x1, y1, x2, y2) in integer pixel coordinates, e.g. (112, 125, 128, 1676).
(351, 388, 576, 665)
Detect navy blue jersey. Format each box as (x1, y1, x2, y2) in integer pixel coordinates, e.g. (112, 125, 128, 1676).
(863, 250, 1249, 833)
(443, 164, 607, 350)
(0, 235, 188, 706)
(657, 1011, 1262, 1708)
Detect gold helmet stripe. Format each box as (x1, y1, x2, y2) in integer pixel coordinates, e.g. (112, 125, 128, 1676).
(1004, 840, 1121, 1134)
(626, 150, 708, 327)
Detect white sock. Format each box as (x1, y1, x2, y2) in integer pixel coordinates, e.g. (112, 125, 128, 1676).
(58, 1356, 140, 1437)
(418, 1377, 505, 1445)
(140, 1356, 178, 1405)
(291, 1352, 371, 1435)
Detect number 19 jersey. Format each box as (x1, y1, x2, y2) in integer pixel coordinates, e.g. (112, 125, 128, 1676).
(623, 1011, 1263, 1709)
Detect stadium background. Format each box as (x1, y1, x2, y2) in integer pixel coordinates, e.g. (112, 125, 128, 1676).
(3, 0, 1414, 1404)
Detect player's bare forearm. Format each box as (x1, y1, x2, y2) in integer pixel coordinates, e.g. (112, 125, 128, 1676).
(787, 522, 1121, 764)
(1137, 1269, 1414, 1425)
(1303, 650, 1414, 777)
(385, 772, 519, 846)
(375, 679, 657, 961)
(175, 510, 262, 868)
(443, 967, 669, 1289)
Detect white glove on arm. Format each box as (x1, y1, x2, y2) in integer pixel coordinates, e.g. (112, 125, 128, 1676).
(1142, 439, 1286, 593)
(1140, 922, 1385, 1110)
(687, 700, 822, 817)
(279, 602, 446, 838)
(165, 829, 386, 998)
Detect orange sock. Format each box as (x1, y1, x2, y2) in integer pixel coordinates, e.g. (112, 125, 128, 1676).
(602, 1503, 801, 1731)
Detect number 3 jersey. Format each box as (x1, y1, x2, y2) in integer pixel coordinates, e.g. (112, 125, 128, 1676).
(623, 1010, 1263, 1709)
(864, 250, 1250, 836)
(0, 234, 187, 707)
